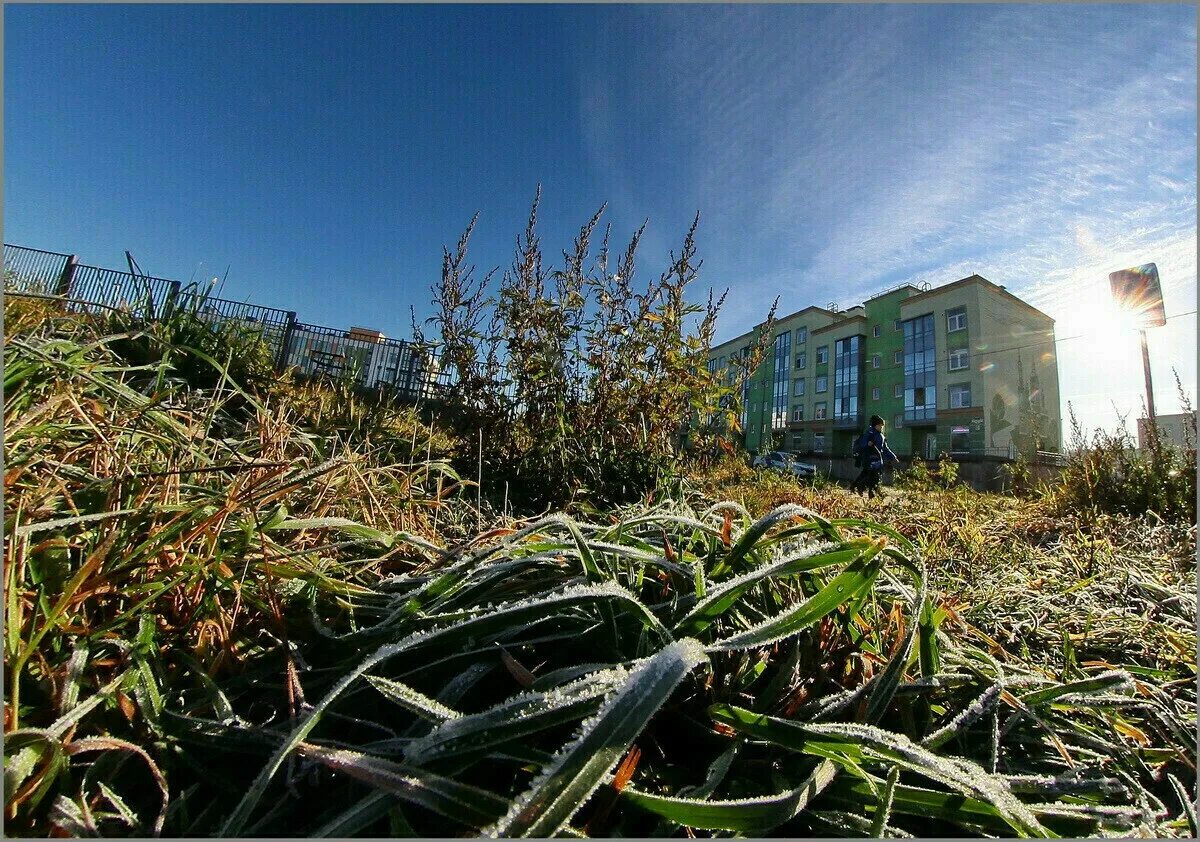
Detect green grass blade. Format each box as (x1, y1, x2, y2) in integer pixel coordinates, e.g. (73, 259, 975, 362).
(485, 638, 709, 838)
(297, 742, 508, 829)
(405, 669, 626, 764)
(674, 541, 867, 637)
(706, 539, 886, 652)
(622, 759, 838, 832)
(710, 504, 829, 578)
(365, 675, 462, 722)
(869, 765, 901, 837)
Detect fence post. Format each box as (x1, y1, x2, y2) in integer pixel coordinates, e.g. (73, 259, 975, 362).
(56, 255, 79, 297)
(275, 312, 297, 373)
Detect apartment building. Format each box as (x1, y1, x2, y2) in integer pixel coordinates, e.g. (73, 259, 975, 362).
(1137, 413, 1196, 451)
(709, 275, 1060, 461)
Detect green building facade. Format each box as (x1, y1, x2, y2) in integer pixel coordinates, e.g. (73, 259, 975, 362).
(709, 275, 1060, 461)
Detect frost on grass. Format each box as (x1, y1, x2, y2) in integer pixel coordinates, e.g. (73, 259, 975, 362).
(921, 684, 1002, 748)
(677, 539, 839, 628)
(404, 667, 630, 763)
(806, 721, 1047, 837)
(482, 638, 709, 838)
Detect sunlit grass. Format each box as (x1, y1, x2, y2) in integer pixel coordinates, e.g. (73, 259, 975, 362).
(3, 294, 1195, 838)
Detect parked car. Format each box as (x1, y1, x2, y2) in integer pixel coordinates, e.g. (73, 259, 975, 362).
(752, 450, 816, 478)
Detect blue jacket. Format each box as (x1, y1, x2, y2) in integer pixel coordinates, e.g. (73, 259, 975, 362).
(864, 428, 898, 467)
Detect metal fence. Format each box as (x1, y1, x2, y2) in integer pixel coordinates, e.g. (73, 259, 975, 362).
(3, 242, 449, 403)
(68, 264, 180, 319)
(3, 244, 71, 294)
(282, 321, 449, 400)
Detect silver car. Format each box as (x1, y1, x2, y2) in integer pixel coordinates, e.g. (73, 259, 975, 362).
(752, 451, 817, 478)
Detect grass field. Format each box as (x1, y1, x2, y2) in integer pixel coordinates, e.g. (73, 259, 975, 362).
(4, 293, 1196, 837)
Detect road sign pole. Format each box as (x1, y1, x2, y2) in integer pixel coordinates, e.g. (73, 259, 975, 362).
(1139, 328, 1156, 423)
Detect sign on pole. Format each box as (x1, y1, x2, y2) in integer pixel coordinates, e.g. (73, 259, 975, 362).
(1108, 263, 1166, 328)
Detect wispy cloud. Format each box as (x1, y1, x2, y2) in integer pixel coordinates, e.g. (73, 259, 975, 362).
(577, 5, 1194, 429)
(580, 6, 1193, 336)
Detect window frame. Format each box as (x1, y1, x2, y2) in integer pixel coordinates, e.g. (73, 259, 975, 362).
(893, 318, 902, 331)
(873, 324, 881, 337)
(872, 354, 881, 369)
(816, 345, 828, 364)
(792, 404, 805, 422)
(948, 348, 969, 371)
(893, 413, 904, 429)
(894, 383, 903, 398)
(795, 351, 806, 369)
(948, 383, 972, 409)
(815, 375, 828, 393)
(814, 402, 827, 420)
(947, 306, 968, 333)
(794, 377, 806, 396)
(871, 386, 881, 400)
(796, 326, 808, 344)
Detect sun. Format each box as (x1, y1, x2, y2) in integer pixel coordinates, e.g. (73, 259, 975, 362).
(1049, 264, 1143, 344)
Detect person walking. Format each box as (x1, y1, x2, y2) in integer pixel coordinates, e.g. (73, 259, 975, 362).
(851, 414, 898, 498)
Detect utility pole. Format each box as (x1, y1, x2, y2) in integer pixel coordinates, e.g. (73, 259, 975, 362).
(1109, 263, 1165, 427)
(1139, 328, 1156, 423)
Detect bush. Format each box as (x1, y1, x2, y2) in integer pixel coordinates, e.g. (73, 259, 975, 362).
(423, 190, 766, 513)
(1050, 400, 1196, 524)
(103, 288, 279, 393)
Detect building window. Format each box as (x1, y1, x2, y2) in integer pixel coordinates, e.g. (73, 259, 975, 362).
(813, 432, 826, 452)
(815, 402, 827, 420)
(816, 345, 828, 364)
(792, 404, 805, 422)
(894, 350, 903, 364)
(772, 331, 791, 429)
(794, 377, 805, 396)
(950, 425, 970, 453)
(949, 348, 969, 371)
(873, 324, 881, 337)
(872, 354, 881, 369)
(894, 383, 903, 398)
(833, 335, 862, 426)
(893, 318, 902, 331)
(903, 314, 937, 423)
(893, 413, 904, 429)
(947, 306, 967, 333)
(872, 386, 881, 400)
(707, 358, 719, 375)
(816, 375, 828, 393)
(949, 383, 972, 409)
(795, 351, 806, 369)
(796, 326, 807, 344)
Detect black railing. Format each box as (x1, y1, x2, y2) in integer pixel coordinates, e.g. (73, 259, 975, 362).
(3, 244, 71, 294)
(3, 242, 449, 403)
(67, 264, 180, 319)
(283, 321, 448, 400)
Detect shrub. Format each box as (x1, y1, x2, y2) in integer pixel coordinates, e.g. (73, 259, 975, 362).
(894, 458, 934, 491)
(422, 190, 772, 513)
(935, 451, 959, 488)
(1050, 400, 1196, 524)
(102, 283, 279, 393)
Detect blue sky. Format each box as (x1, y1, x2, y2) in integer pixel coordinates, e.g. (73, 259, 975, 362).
(5, 4, 1196, 437)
